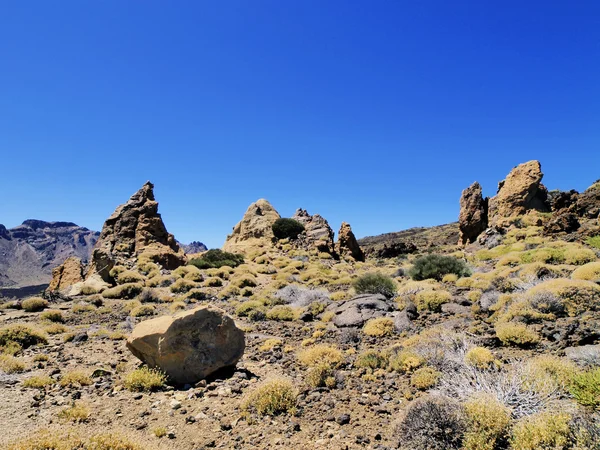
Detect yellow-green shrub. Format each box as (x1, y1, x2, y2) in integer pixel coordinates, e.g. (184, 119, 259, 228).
(116, 270, 144, 284)
(465, 347, 495, 369)
(258, 338, 282, 352)
(102, 283, 143, 299)
(60, 370, 92, 387)
(297, 344, 343, 367)
(526, 278, 600, 316)
(124, 367, 166, 392)
(39, 310, 64, 323)
(130, 304, 155, 317)
(510, 411, 571, 450)
(169, 278, 196, 293)
(363, 317, 395, 337)
(414, 289, 452, 312)
(571, 261, 600, 281)
(21, 297, 48, 312)
(266, 305, 297, 321)
(389, 350, 423, 373)
(58, 402, 90, 423)
(23, 375, 54, 389)
(240, 378, 297, 416)
(305, 362, 337, 388)
(569, 367, 600, 409)
(356, 350, 388, 370)
(495, 322, 540, 347)
(0, 324, 47, 348)
(0, 354, 26, 373)
(463, 394, 511, 450)
(410, 367, 440, 390)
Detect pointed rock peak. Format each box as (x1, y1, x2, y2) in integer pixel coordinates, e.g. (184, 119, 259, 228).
(458, 181, 488, 246)
(126, 181, 156, 206)
(250, 199, 277, 216)
(0, 224, 9, 240)
(223, 199, 281, 252)
(336, 222, 365, 262)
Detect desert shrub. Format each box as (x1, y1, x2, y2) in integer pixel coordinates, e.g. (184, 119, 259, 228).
(266, 305, 297, 321)
(80, 284, 100, 295)
(463, 393, 511, 450)
(169, 278, 196, 293)
(510, 411, 571, 450)
(60, 370, 92, 387)
(169, 301, 186, 313)
(570, 367, 600, 409)
(58, 402, 90, 423)
(130, 304, 155, 317)
(7, 430, 145, 450)
(465, 346, 495, 369)
(410, 367, 441, 390)
(495, 322, 540, 347)
(363, 317, 395, 337)
(563, 246, 597, 265)
(528, 355, 578, 388)
(353, 272, 396, 298)
(116, 270, 144, 284)
(305, 362, 337, 388)
(0, 324, 47, 348)
(394, 395, 466, 450)
(188, 249, 244, 269)
(298, 344, 343, 367)
(389, 350, 424, 373)
(442, 273, 459, 283)
(236, 300, 266, 318)
(124, 367, 166, 392)
(102, 283, 143, 299)
(526, 278, 600, 316)
(39, 310, 64, 323)
(72, 303, 95, 313)
(21, 297, 48, 312)
(1, 341, 21, 355)
(0, 354, 26, 373)
(258, 338, 282, 352)
(23, 375, 54, 389)
(138, 287, 159, 303)
(231, 276, 257, 289)
(241, 378, 298, 416)
(45, 324, 68, 335)
(586, 235, 600, 249)
(272, 218, 305, 240)
(146, 275, 175, 287)
(414, 289, 452, 312)
(202, 277, 223, 287)
(572, 261, 600, 281)
(356, 350, 388, 370)
(409, 254, 471, 281)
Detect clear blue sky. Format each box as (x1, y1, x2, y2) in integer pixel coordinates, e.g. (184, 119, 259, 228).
(1, 1, 599, 248)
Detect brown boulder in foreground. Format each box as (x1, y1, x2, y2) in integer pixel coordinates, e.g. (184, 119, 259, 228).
(126, 305, 245, 385)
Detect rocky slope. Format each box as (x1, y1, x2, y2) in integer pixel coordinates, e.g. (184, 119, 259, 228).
(0, 220, 98, 289)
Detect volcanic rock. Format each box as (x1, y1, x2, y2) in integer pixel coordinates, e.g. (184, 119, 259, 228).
(48, 256, 84, 292)
(223, 199, 281, 253)
(88, 182, 185, 282)
(458, 182, 488, 245)
(336, 222, 365, 262)
(328, 294, 393, 327)
(126, 305, 245, 385)
(292, 209, 337, 256)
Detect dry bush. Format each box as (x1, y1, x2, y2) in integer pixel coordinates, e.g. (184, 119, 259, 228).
(7, 429, 148, 450)
(569, 367, 600, 409)
(45, 324, 68, 335)
(40, 310, 64, 323)
(266, 305, 298, 321)
(414, 289, 452, 312)
(23, 375, 54, 389)
(130, 304, 155, 317)
(274, 285, 330, 307)
(571, 261, 600, 281)
(389, 349, 424, 373)
(241, 378, 297, 416)
(526, 278, 600, 316)
(0, 324, 47, 348)
(138, 287, 159, 303)
(306, 362, 337, 388)
(411, 367, 441, 390)
(510, 411, 571, 450)
(21, 297, 48, 312)
(495, 322, 540, 347)
(72, 303, 95, 314)
(356, 350, 388, 370)
(258, 338, 282, 352)
(0, 354, 26, 373)
(297, 344, 343, 367)
(394, 395, 466, 450)
(363, 317, 395, 337)
(116, 270, 145, 284)
(102, 283, 143, 299)
(58, 402, 90, 423)
(465, 347, 495, 369)
(169, 278, 197, 293)
(124, 367, 166, 392)
(60, 370, 92, 387)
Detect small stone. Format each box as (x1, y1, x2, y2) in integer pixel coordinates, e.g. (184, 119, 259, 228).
(336, 413, 350, 425)
(170, 400, 182, 410)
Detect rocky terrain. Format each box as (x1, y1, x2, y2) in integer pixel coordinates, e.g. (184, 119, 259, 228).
(1, 160, 600, 450)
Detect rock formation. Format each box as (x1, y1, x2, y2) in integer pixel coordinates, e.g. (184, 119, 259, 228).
(488, 160, 550, 226)
(292, 208, 337, 256)
(126, 305, 245, 385)
(48, 256, 84, 292)
(181, 241, 208, 254)
(458, 182, 488, 245)
(336, 222, 365, 261)
(543, 181, 600, 235)
(328, 294, 393, 327)
(222, 199, 281, 253)
(0, 220, 98, 288)
(88, 181, 185, 282)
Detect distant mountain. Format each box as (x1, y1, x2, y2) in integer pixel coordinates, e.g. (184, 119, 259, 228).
(181, 241, 208, 254)
(0, 220, 99, 288)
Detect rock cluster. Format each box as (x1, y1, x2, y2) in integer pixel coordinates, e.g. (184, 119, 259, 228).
(544, 181, 600, 235)
(336, 222, 365, 262)
(458, 182, 488, 245)
(292, 208, 337, 256)
(127, 305, 245, 384)
(88, 181, 186, 282)
(223, 199, 281, 253)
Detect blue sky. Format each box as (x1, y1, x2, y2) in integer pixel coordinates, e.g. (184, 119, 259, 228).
(1, 1, 599, 248)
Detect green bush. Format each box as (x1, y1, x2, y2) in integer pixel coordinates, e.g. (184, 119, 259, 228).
(272, 218, 305, 240)
(102, 283, 143, 299)
(586, 235, 600, 249)
(353, 272, 396, 298)
(570, 367, 600, 409)
(408, 254, 471, 281)
(188, 249, 244, 269)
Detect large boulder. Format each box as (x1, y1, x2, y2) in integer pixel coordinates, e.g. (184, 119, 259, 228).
(88, 181, 185, 282)
(48, 256, 84, 292)
(458, 182, 488, 245)
(488, 160, 550, 226)
(292, 208, 337, 256)
(126, 305, 245, 385)
(328, 294, 393, 327)
(223, 199, 281, 253)
(336, 222, 365, 261)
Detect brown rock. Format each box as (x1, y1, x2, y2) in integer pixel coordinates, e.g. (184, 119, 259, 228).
(292, 208, 336, 256)
(458, 182, 488, 245)
(488, 160, 550, 225)
(126, 305, 245, 385)
(222, 199, 281, 253)
(336, 222, 365, 261)
(48, 256, 84, 292)
(576, 181, 600, 219)
(87, 182, 185, 282)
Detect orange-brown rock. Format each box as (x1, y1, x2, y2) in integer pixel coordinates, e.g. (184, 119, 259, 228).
(292, 208, 337, 256)
(88, 182, 185, 282)
(336, 222, 365, 261)
(48, 256, 84, 292)
(222, 199, 281, 253)
(458, 182, 488, 245)
(126, 305, 245, 384)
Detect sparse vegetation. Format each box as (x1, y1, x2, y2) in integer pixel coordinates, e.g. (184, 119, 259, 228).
(39, 310, 64, 323)
(414, 289, 452, 312)
(0, 324, 47, 348)
(353, 272, 397, 298)
(241, 378, 298, 416)
(409, 254, 471, 281)
(102, 282, 143, 299)
(21, 297, 48, 312)
(188, 249, 244, 269)
(363, 317, 395, 336)
(60, 370, 92, 387)
(124, 367, 167, 392)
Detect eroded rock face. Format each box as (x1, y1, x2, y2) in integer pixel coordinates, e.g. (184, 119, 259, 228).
(48, 256, 84, 292)
(88, 182, 185, 282)
(126, 305, 245, 385)
(223, 199, 281, 253)
(292, 208, 337, 256)
(336, 222, 365, 261)
(488, 160, 550, 225)
(458, 182, 488, 245)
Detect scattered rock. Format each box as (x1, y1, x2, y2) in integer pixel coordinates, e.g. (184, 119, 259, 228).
(329, 294, 393, 327)
(126, 305, 245, 385)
